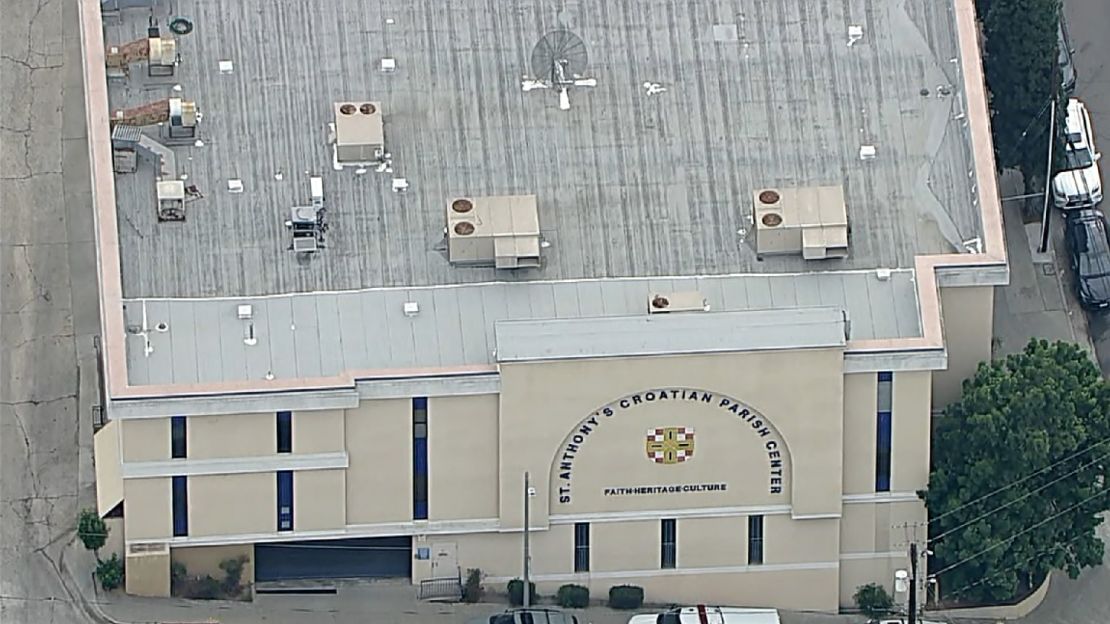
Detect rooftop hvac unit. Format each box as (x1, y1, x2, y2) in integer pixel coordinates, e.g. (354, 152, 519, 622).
(447, 195, 541, 269)
(292, 237, 319, 253)
(753, 186, 849, 260)
(334, 101, 384, 165)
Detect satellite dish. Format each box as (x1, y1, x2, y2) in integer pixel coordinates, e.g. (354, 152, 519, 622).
(530, 30, 589, 84)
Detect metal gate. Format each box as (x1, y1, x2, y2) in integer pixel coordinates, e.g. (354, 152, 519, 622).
(255, 536, 412, 582)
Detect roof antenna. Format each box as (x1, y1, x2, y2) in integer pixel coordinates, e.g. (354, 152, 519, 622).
(521, 30, 595, 111)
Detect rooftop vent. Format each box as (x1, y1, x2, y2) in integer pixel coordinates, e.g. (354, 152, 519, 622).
(753, 185, 849, 260)
(333, 101, 384, 165)
(648, 291, 710, 314)
(447, 195, 541, 269)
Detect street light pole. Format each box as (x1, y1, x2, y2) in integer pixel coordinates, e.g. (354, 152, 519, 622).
(523, 471, 531, 609)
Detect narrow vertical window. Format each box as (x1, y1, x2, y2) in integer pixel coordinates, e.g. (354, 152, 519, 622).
(661, 518, 677, 569)
(172, 476, 188, 537)
(171, 416, 186, 459)
(748, 515, 764, 565)
(277, 470, 293, 531)
(876, 371, 893, 492)
(277, 411, 292, 454)
(413, 398, 428, 520)
(574, 522, 590, 572)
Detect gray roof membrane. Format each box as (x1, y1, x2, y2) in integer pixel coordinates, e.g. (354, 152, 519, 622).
(122, 269, 920, 385)
(494, 308, 848, 362)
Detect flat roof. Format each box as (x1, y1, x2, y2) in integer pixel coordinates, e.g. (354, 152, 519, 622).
(122, 270, 919, 385)
(495, 308, 848, 363)
(106, 0, 982, 300)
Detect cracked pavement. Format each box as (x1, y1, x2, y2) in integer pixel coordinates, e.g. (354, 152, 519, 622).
(1, 0, 103, 621)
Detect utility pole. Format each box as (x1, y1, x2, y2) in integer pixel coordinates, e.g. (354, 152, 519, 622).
(523, 471, 531, 609)
(908, 542, 918, 624)
(1039, 97, 1057, 254)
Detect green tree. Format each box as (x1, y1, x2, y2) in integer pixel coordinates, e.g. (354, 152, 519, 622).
(976, 0, 1063, 192)
(77, 508, 107, 556)
(924, 340, 1110, 603)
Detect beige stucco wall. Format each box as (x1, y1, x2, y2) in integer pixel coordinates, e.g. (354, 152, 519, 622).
(456, 522, 838, 611)
(455, 525, 574, 576)
(94, 419, 124, 515)
(103, 516, 125, 560)
(172, 543, 255, 586)
(839, 500, 926, 554)
(765, 515, 839, 564)
(121, 418, 169, 462)
(933, 285, 994, 407)
(126, 551, 170, 597)
(842, 373, 877, 495)
(123, 478, 171, 540)
(592, 520, 657, 571)
(428, 395, 500, 521)
(677, 516, 748, 568)
(294, 409, 345, 454)
(891, 371, 931, 491)
(499, 348, 845, 528)
(345, 398, 412, 524)
(189, 473, 275, 537)
(190, 412, 274, 459)
(295, 469, 346, 531)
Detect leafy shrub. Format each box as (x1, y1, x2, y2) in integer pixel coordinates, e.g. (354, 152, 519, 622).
(556, 584, 589, 608)
(219, 555, 249, 595)
(507, 578, 537, 606)
(77, 509, 107, 554)
(853, 583, 894, 619)
(185, 575, 223, 600)
(608, 585, 644, 609)
(171, 561, 187, 584)
(462, 568, 483, 603)
(95, 554, 124, 591)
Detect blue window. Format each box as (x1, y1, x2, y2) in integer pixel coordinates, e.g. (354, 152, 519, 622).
(876, 372, 893, 492)
(413, 398, 428, 520)
(172, 476, 188, 537)
(661, 519, 676, 569)
(171, 416, 186, 458)
(277, 471, 293, 531)
(574, 522, 590, 572)
(748, 515, 764, 565)
(277, 411, 292, 453)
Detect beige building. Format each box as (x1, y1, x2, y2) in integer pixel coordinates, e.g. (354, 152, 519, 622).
(83, 0, 1006, 612)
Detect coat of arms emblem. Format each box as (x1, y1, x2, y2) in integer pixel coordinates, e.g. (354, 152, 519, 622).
(645, 427, 695, 464)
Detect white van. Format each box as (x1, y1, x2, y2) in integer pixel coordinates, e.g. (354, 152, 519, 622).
(628, 606, 781, 624)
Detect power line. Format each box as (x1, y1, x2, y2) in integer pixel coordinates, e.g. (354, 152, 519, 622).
(929, 435, 1110, 525)
(932, 486, 1109, 577)
(929, 448, 1110, 544)
(942, 531, 1088, 600)
(997, 96, 1057, 167)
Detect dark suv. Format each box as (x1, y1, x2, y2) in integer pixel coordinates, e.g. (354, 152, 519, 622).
(1065, 209, 1110, 310)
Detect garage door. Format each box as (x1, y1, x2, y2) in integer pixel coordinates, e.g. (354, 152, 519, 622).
(255, 536, 412, 582)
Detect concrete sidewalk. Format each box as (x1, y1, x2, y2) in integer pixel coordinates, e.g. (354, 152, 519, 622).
(89, 579, 864, 624)
(991, 172, 1096, 359)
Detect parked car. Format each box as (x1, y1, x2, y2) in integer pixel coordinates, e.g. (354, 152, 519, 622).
(1053, 98, 1103, 210)
(628, 606, 780, 624)
(1064, 208, 1110, 310)
(1059, 15, 1077, 93)
(482, 608, 580, 624)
